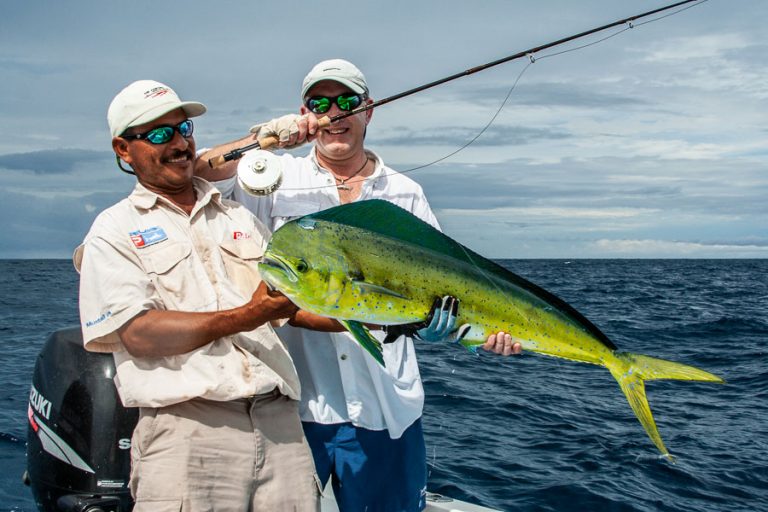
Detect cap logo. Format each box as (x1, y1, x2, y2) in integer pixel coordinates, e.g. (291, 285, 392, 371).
(144, 86, 170, 99)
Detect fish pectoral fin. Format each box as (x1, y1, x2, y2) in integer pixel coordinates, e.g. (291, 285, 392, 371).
(352, 280, 409, 300)
(340, 320, 385, 367)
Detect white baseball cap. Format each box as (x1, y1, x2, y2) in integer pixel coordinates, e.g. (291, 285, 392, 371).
(301, 59, 369, 99)
(107, 80, 207, 137)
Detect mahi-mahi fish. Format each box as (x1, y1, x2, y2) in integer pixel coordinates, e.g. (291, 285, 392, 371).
(258, 199, 724, 458)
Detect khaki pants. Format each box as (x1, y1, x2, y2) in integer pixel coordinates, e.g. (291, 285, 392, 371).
(130, 391, 320, 511)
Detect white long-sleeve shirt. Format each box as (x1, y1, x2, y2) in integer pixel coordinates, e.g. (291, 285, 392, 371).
(213, 147, 439, 438)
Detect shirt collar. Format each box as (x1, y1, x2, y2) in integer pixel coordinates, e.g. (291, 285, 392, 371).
(129, 177, 223, 212)
(309, 146, 384, 180)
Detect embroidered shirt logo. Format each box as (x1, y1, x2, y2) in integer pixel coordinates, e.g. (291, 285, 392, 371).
(85, 310, 112, 328)
(130, 227, 168, 248)
(233, 231, 251, 240)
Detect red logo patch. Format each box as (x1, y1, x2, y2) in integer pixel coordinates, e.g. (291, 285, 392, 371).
(144, 87, 170, 99)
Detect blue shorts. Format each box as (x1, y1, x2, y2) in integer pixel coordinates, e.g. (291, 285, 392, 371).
(302, 419, 427, 512)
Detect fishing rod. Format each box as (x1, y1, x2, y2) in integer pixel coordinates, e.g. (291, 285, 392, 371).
(209, 0, 702, 168)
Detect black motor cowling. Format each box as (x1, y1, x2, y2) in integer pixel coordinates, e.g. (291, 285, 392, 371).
(25, 327, 138, 512)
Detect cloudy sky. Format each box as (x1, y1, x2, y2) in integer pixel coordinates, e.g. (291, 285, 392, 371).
(1, 0, 766, 259)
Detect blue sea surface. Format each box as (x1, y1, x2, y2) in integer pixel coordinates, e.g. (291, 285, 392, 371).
(1, 259, 766, 511)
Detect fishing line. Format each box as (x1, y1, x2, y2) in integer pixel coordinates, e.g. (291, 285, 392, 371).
(448, 1, 711, 308)
(239, 60, 534, 194)
(635, 0, 709, 26)
(439, 0, 710, 302)
(439, 27, 643, 309)
(533, 24, 633, 61)
(381, 60, 534, 175)
(537, 0, 709, 61)
(386, 0, 709, 179)
(246, 0, 708, 193)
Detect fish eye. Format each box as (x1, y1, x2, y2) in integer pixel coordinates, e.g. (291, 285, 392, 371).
(295, 259, 309, 273)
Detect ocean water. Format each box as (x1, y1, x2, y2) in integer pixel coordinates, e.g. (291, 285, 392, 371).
(1, 259, 766, 512)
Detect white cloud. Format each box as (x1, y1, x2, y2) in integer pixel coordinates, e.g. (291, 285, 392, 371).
(593, 238, 768, 257)
(622, 139, 731, 160)
(442, 206, 655, 220)
(642, 34, 750, 62)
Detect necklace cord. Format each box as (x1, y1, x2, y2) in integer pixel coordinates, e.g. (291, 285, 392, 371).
(333, 157, 370, 188)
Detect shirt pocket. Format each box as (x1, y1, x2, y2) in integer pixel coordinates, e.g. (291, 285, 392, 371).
(219, 239, 264, 298)
(136, 241, 195, 306)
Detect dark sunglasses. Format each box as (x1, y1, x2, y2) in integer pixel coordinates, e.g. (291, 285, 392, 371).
(121, 119, 194, 144)
(305, 94, 365, 114)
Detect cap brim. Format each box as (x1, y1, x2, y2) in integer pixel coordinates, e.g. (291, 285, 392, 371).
(301, 78, 366, 99)
(122, 100, 207, 135)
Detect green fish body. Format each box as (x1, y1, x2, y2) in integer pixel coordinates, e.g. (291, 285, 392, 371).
(259, 199, 723, 458)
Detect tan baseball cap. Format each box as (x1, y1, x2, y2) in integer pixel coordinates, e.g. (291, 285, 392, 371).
(301, 59, 369, 99)
(107, 80, 206, 137)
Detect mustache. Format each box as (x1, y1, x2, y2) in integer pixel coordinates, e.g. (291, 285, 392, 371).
(162, 149, 194, 162)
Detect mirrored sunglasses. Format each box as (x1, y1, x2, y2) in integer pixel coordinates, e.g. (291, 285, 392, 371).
(305, 94, 365, 114)
(121, 119, 194, 144)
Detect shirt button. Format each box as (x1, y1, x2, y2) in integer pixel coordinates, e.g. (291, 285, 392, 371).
(340, 354, 348, 360)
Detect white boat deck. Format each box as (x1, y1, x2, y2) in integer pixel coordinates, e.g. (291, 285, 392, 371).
(320, 485, 500, 511)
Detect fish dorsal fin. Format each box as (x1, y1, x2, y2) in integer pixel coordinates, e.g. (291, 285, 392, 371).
(306, 199, 517, 282)
(308, 199, 475, 261)
(307, 200, 616, 350)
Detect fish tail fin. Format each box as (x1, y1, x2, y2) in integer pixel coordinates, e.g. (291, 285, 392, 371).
(607, 352, 724, 460)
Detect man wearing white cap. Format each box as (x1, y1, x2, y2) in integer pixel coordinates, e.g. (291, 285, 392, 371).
(198, 60, 520, 511)
(76, 79, 342, 511)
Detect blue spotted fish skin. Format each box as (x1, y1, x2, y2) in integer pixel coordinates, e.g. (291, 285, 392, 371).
(297, 221, 614, 366)
(259, 200, 724, 459)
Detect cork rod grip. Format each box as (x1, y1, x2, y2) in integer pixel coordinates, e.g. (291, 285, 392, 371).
(206, 116, 331, 168)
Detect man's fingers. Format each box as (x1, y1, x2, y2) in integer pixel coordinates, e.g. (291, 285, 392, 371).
(283, 114, 313, 147)
(455, 324, 471, 342)
(502, 333, 513, 355)
(436, 296, 453, 332)
(480, 331, 522, 355)
(307, 114, 319, 136)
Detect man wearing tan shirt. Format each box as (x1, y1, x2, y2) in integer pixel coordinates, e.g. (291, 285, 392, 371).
(75, 80, 341, 511)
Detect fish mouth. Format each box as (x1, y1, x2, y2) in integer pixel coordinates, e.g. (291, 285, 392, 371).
(260, 252, 299, 284)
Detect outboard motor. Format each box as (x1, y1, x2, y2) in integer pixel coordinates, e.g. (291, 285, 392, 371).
(25, 327, 138, 512)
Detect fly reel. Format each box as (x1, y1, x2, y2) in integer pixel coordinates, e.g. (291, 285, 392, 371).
(236, 150, 284, 196)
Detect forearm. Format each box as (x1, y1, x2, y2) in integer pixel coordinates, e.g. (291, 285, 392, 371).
(118, 302, 272, 358)
(289, 311, 345, 332)
(195, 114, 318, 181)
(194, 133, 256, 181)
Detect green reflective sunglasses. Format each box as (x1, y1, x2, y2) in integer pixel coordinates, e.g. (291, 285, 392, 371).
(121, 119, 194, 144)
(305, 94, 365, 114)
